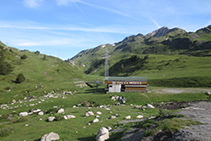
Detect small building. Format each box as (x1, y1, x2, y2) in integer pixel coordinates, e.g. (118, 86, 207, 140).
(105, 77, 147, 93)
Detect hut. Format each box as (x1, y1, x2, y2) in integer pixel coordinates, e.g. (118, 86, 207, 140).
(104, 77, 147, 93)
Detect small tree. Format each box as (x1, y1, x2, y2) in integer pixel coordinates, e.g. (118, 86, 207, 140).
(16, 73, 25, 83)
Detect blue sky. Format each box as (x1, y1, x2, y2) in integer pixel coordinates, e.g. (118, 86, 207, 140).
(0, 0, 211, 60)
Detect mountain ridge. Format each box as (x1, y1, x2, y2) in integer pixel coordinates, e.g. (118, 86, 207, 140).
(69, 25, 211, 76)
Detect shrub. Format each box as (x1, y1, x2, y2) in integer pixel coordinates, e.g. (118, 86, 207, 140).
(16, 73, 25, 83)
(0, 127, 14, 137)
(20, 54, 27, 59)
(0, 61, 13, 75)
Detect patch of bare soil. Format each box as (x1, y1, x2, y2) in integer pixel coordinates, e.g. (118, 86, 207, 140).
(153, 88, 211, 94)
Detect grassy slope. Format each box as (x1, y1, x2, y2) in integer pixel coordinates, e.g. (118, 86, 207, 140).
(0, 48, 87, 104)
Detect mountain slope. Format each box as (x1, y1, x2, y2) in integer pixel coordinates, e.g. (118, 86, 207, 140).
(69, 25, 211, 87)
(0, 42, 86, 104)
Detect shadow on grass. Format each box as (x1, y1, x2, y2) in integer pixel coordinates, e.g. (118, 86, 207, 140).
(78, 88, 106, 94)
(77, 135, 95, 141)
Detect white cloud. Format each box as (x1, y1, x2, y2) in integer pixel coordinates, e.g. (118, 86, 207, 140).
(24, 0, 43, 8)
(56, 0, 80, 6)
(150, 17, 161, 28)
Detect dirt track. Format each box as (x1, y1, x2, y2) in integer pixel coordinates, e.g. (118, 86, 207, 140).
(153, 88, 211, 94)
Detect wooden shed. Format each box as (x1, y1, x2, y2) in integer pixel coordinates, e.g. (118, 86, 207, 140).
(104, 77, 147, 92)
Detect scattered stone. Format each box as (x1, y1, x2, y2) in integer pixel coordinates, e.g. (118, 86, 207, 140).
(29, 104, 35, 107)
(96, 111, 102, 115)
(148, 116, 156, 119)
(66, 115, 76, 119)
(109, 115, 116, 119)
(57, 108, 64, 113)
(147, 104, 155, 108)
(96, 115, 100, 118)
(136, 115, 143, 119)
(93, 118, 99, 123)
(48, 117, 55, 122)
(86, 111, 94, 117)
(41, 132, 60, 141)
(72, 105, 77, 108)
(25, 124, 29, 127)
(38, 111, 44, 116)
(133, 105, 142, 109)
(206, 91, 211, 95)
(106, 126, 112, 131)
(19, 112, 28, 117)
(124, 115, 131, 120)
(96, 127, 109, 141)
(64, 115, 68, 120)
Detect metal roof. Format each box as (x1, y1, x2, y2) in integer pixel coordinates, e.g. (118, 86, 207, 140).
(105, 77, 147, 82)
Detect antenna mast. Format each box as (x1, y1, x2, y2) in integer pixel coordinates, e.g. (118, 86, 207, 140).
(103, 48, 110, 77)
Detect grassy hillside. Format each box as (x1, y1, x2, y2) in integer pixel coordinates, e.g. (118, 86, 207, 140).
(0, 43, 87, 104)
(69, 26, 211, 87)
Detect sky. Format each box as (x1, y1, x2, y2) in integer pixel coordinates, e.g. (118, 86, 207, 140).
(0, 0, 211, 60)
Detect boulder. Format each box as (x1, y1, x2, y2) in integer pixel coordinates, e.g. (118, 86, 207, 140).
(147, 104, 155, 108)
(109, 115, 116, 119)
(96, 111, 102, 115)
(19, 112, 28, 117)
(41, 132, 60, 141)
(206, 91, 211, 95)
(136, 115, 143, 119)
(57, 108, 64, 113)
(67, 115, 76, 119)
(38, 111, 44, 116)
(86, 111, 94, 117)
(93, 118, 99, 123)
(48, 117, 55, 122)
(124, 115, 131, 120)
(96, 127, 109, 141)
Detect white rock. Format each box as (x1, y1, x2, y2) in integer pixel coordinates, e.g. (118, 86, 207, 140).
(124, 115, 131, 120)
(67, 115, 76, 119)
(106, 126, 112, 131)
(19, 112, 28, 117)
(147, 104, 155, 108)
(33, 109, 41, 113)
(29, 104, 35, 107)
(86, 111, 94, 117)
(38, 111, 44, 116)
(96, 127, 109, 141)
(136, 115, 143, 119)
(96, 111, 102, 115)
(73, 105, 77, 108)
(93, 118, 99, 123)
(64, 115, 68, 120)
(57, 108, 64, 113)
(96, 115, 100, 118)
(206, 91, 211, 95)
(48, 117, 55, 122)
(109, 115, 116, 119)
(41, 132, 60, 141)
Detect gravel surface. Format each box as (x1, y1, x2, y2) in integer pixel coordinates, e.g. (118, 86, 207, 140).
(174, 102, 211, 141)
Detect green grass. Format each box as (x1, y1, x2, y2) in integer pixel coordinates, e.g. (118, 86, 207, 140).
(0, 88, 210, 140)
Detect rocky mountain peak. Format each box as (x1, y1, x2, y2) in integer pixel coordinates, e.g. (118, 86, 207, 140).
(146, 26, 170, 38)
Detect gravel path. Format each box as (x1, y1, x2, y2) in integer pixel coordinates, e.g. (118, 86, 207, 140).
(174, 102, 211, 141)
(153, 88, 211, 94)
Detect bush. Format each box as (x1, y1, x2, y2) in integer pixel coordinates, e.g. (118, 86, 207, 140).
(16, 73, 25, 83)
(0, 127, 14, 137)
(0, 61, 13, 75)
(20, 54, 27, 59)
